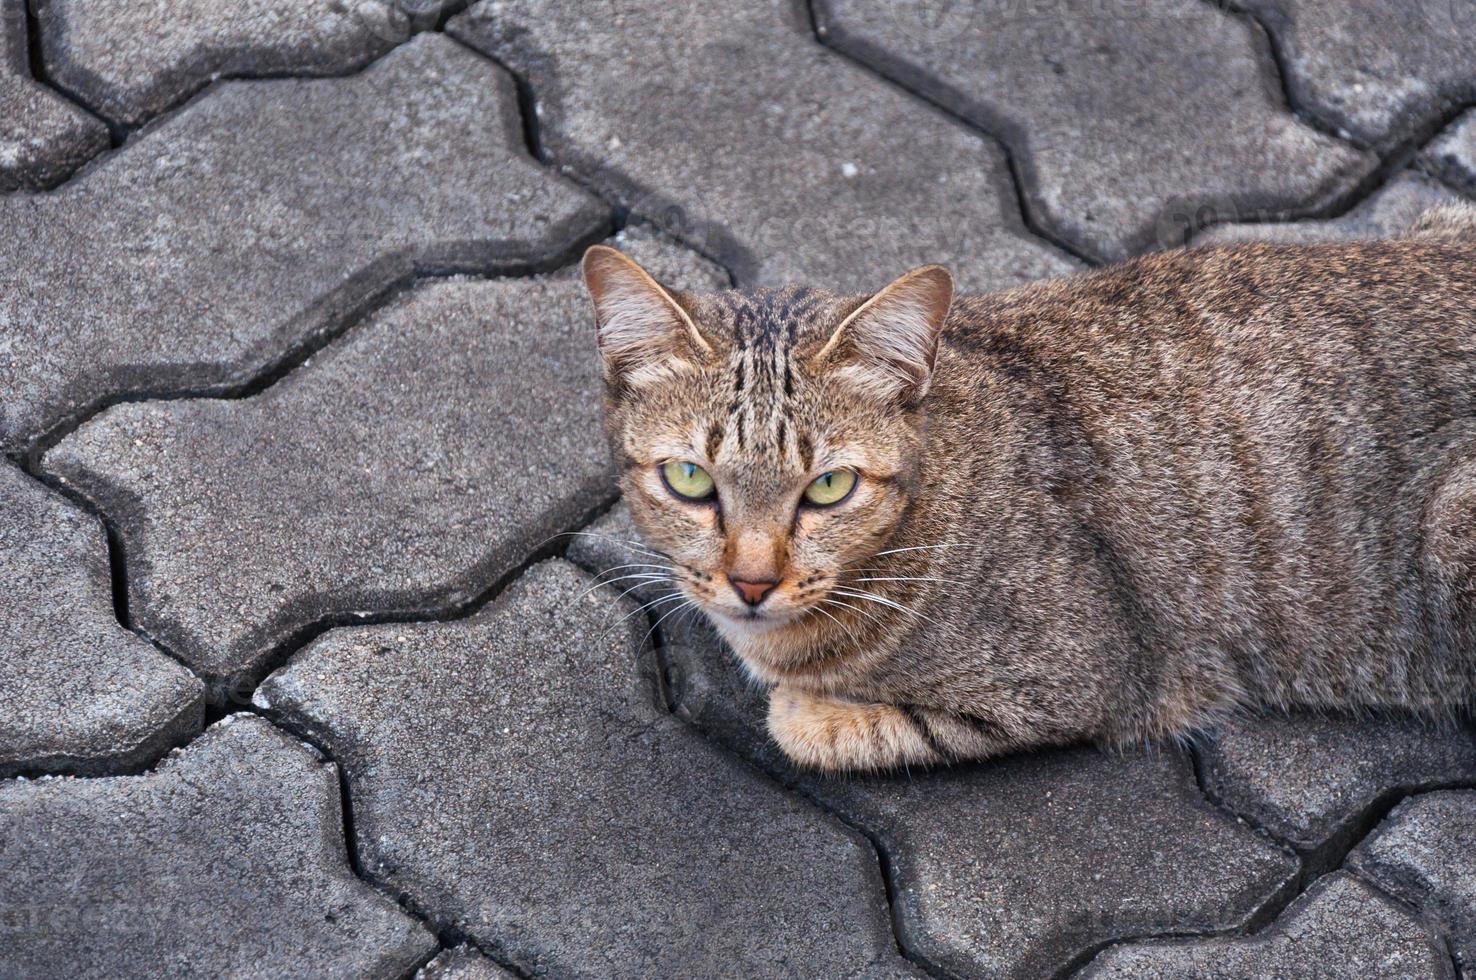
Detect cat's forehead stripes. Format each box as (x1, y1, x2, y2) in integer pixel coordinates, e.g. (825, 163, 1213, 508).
(710, 287, 824, 468)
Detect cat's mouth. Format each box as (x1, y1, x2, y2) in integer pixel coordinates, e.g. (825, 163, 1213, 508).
(698, 594, 809, 635)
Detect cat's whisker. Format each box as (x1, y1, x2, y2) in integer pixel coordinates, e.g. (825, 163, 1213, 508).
(602, 575, 681, 619)
(871, 543, 982, 558)
(852, 576, 964, 587)
(571, 572, 674, 607)
(819, 596, 889, 630)
(830, 587, 920, 617)
(556, 530, 673, 563)
(636, 597, 699, 651)
(600, 590, 687, 640)
(810, 601, 866, 647)
(593, 561, 675, 576)
(600, 578, 684, 627)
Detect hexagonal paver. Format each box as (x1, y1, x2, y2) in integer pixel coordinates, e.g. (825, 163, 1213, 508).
(0, 462, 202, 775)
(1425, 110, 1476, 195)
(1199, 714, 1476, 854)
(0, 714, 436, 979)
(256, 560, 918, 979)
(566, 508, 1299, 979)
(0, 0, 106, 191)
(1349, 791, 1476, 972)
(1233, 1, 1476, 147)
(1192, 171, 1468, 245)
(35, 0, 409, 127)
(812, 0, 1373, 261)
(0, 33, 606, 453)
(1082, 872, 1453, 979)
(417, 947, 516, 980)
(447, 0, 1079, 291)
(42, 233, 719, 695)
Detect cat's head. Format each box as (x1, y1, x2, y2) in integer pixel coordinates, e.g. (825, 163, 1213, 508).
(582, 245, 953, 644)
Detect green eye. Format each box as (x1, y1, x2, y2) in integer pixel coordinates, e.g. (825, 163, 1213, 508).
(661, 460, 716, 501)
(803, 469, 857, 506)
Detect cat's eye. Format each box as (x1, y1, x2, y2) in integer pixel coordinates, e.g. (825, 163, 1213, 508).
(661, 460, 716, 501)
(803, 469, 858, 507)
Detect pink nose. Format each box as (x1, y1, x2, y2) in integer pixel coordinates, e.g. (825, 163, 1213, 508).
(729, 577, 778, 607)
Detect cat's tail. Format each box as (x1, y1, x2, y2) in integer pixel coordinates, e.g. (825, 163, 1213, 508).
(1404, 202, 1476, 242)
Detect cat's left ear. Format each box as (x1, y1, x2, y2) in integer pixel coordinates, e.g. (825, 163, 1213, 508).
(814, 265, 954, 404)
(582, 245, 714, 388)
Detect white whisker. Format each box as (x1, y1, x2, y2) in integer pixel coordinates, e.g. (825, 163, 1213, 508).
(572, 572, 673, 607)
(636, 598, 698, 650)
(810, 602, 865, 647)
(594, 561, 674, 575)
(820, 596, 888, 628)
(871, 543, 979, 557)
(830, 587, 919, 617)
(601, 590, 687, 639)
(558, 530, 672, 563)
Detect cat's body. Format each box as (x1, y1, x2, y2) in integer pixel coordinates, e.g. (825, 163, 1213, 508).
(583, 206, 1476, 771)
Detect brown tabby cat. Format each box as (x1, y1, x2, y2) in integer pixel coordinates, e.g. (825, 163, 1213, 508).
(582, 205, 1476, 772)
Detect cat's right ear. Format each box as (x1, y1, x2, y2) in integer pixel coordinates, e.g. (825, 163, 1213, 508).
(582, 245, 713, 388)
(813, 264, 954, 405)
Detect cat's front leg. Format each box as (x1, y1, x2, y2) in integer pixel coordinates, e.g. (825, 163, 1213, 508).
(768, 687, 968, 771)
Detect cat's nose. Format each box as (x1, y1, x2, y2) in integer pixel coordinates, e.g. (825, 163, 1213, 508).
(729, 576, 778, 607)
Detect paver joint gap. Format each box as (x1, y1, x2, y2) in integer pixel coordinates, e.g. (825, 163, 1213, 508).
(802, 0, 1099, 268)
(639, 605, 960, 980)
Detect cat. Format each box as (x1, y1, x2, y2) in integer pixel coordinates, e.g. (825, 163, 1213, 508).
(581, 204, 1476, 772)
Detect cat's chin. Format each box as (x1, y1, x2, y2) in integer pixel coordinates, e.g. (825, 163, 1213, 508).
(701, 603, 835, 661)
(704, 607, 795, 639)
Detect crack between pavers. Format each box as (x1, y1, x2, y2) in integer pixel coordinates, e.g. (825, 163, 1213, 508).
(1188, 102, 1476, 241)
(1188, 737, 1476, 880)
(16, 0, 114, 155)
(552, 554, 960, 980)
(0, 488, 625, 969)
(6, 229, 617, 763)
(1343, 862, 1465, 980)
(1209, 0, 1476, 156)
(442, 34, 761, 290)
(1037, 749, 1304, 979)
(628, 651, 962, 979)
(16, 218, 614, 461)
(7, 8, 466, 195)
(801, 0, 1098, 267)
(1188, 0, 1476, 235)
(1055, 864, 1458, 980)
(806, 0, 1462, 258)
(1180, 737, 1476, 977)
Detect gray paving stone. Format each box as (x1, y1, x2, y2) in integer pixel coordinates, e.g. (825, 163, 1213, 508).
(1193, 171, 1469, 245)
(1425, 111, 1476, 196)
(1233, 1, 1476, 147)
(812, 0, 1373, 261)
(42, 233, 719, 695)
(0, 714, 436, 979)
(35, 0, 408, 127)
(0, 0, 106, 191)
(1081, 871, 1453, 980)
(0, 462, 202, 776)
(0, 33, 606, 453)
(1349, 791, 1476, 972)
(417, 947, 516, 980)
(1199, 714, 1476, 854)
(447, 0, 1079, 292)
(567, 510, 1299, 979)
(256, 560, 918, 979)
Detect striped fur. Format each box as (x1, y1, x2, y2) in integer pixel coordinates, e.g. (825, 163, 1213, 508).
(585, 210, 1476, 771)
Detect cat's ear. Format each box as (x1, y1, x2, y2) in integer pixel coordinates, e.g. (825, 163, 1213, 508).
(582, 245, 713, 388)
(814, 265, 953, 404)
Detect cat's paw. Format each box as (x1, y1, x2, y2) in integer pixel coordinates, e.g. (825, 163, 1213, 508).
(767, 688, 942, 772)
